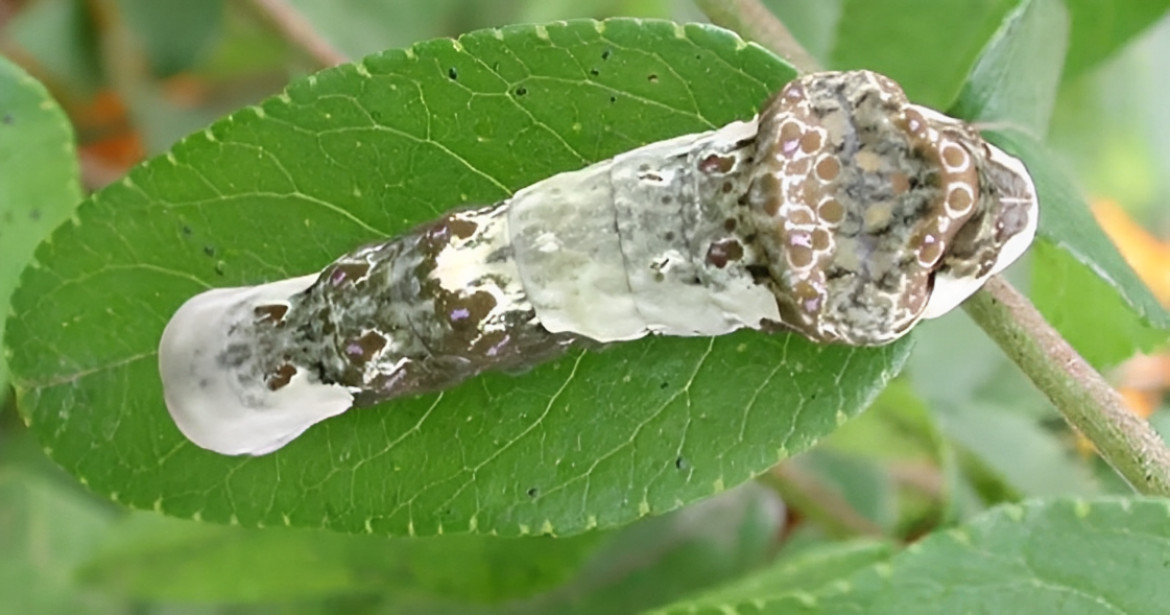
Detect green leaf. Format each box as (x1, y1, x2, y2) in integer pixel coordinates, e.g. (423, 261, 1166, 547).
(0, 56, 82, 394)
(950, 0, 1069, 137)
(1032, 239, 1170, 366)
(6, 19, 911, 537)
(937, 399, 1102, 497)
(1062, 0, 1170, 79)
(0, 429, 123, 615)
(282, 0, 466, 59)
(3, 0, 103, 95)
(114, 0, 224, 76)
(499, 483, 785, 614)
(995, 131, 1170, 367)
(645, 540, 892, 615)
(80, 513, 601, 604)
(281, 0, 670, 62)
(516, 0, 676, 25)
(829, 0, 1018, 109)
(80, 483, 781, 610)
(760, 0, 842, 65)
(758, 498, 1170, 614)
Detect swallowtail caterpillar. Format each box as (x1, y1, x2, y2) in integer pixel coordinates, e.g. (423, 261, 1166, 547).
(159, 70, 1038, 456)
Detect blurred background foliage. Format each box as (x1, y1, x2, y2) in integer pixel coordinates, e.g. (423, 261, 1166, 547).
(1, 0, 1168, 613)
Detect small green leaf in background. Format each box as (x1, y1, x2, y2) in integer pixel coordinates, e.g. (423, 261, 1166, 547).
(2, 0, 104, 95)
(283, 0, 466, 59)
(653, 498, 1170, 615)
(78, 509, 603, 605)
(950, 0, 1069, 137)
(0, 54, 82, 394)
(812, 498, 1170, 615)
(509, 483, 784, 614)
(113, 0, 224, 76)
(0, 429, 122, 615)
(646, 540, 893, 615)
(1032, 239, 1170, 366)
(78, 483, 782, 613)
(1062, 0, 1170, 78)
(1048, 34, 1170, 218)
(829, 0, 1170, 98)
(6, 19, 910, 538)
(829, 0, 1018, 109)
(281, 0, 674, 63)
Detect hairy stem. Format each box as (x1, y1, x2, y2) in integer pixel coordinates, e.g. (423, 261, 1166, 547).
(964, 277, 1170, 496)
(694, 0, 822, 73)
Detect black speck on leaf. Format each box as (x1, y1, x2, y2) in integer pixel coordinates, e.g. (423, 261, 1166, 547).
(527, 487, 539, 498)
(181, 225, 193, 236)
(660, 381, 669, 390)
(448, 67, 458, 80)
(203, 245, 215, 257)
(589, 68, 599, 76)
(214, 262, 226, 276)
(515, 86, 528, 96)
(648, 74, 658, 83)
(609, 95, 617, 104)
(675, 457, 690, 470)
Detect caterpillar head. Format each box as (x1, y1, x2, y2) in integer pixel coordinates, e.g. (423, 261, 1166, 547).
(746, 70, 1038, 345)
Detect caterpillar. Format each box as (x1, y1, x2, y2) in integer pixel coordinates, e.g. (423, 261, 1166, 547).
(158, 70, 1038, 456)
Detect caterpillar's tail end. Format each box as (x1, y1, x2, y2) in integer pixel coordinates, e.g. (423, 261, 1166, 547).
(158, 275, 354, 456)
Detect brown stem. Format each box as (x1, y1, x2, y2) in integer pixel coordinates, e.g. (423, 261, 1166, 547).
(888, 462, 944, 499)
(763, 464, 885, 538)
(964, 276, 1170, 496)
(694, 0, 822, 73)
(246, 0, 348, 68)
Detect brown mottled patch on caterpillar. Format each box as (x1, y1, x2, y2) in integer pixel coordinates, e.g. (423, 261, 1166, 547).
(253, 303, 288, 324)
(705, 238, 745, 268)
(265, 363, 297, 391)
(326, 261, 372, 286)
(343, 330, 387, 365)
(699, 153, 736, 174)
